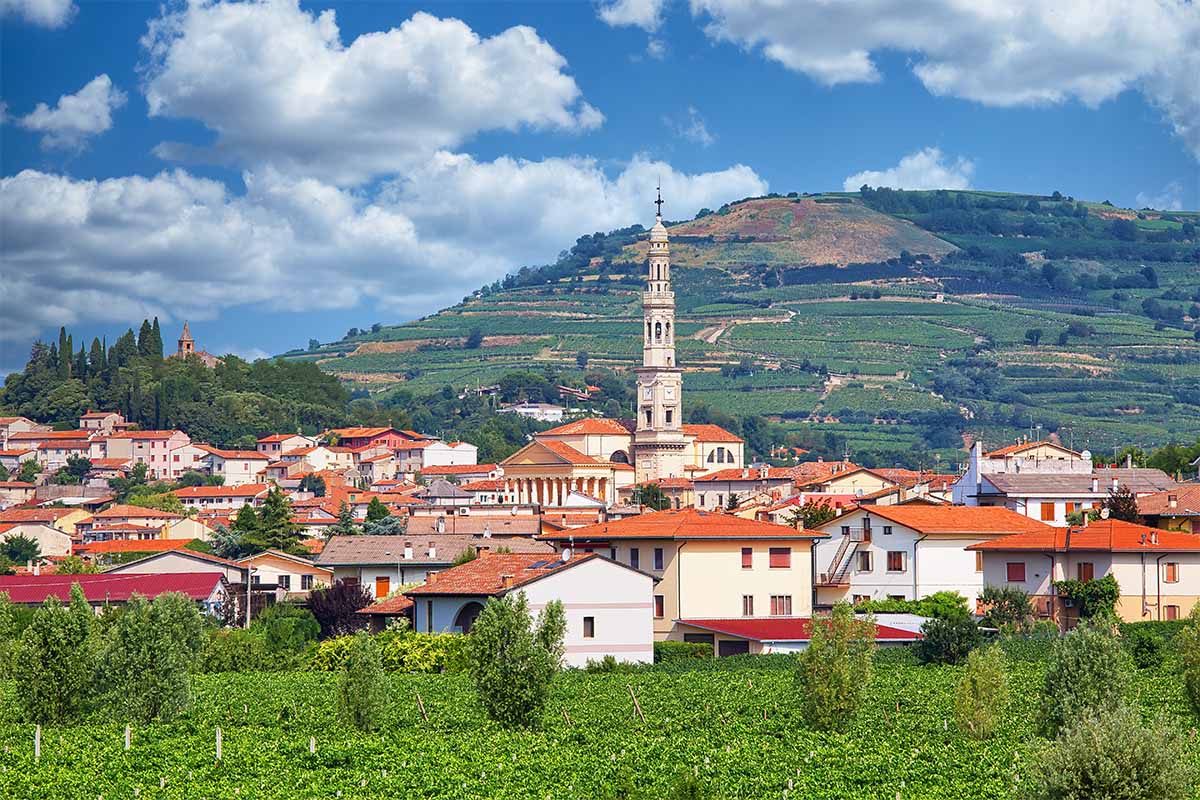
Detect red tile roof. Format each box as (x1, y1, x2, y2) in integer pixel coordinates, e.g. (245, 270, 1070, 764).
(107, 430, 184, 440)
(8, 430, 93, 441)
(460, 479, 506, 491)
(829, 505, 1054, 535)
(1138, 485, 1200, 517)
(357, 594, 414, 615)
(94, 504, 183, 519)
(74, 539, 195, 555)
(695, 467, 796, 482)
(967, 519, 1200, 552)
(0, 449, 35, 457)
(0, 572, 224, 604)
(640, 477, 693, 489)
(0, 481, 35, 489)
(682, 424, 743, 443)
(984, 440, 1079, 458)
(0, 507, 82, 523)
(328, 427, 399, 439)
(421, 463, 499, 475)
(678, 617, 921, 643)
(38, 441, 91, 450)
(536, 440, 605, 465)
(88, 458, 132, 469)
(80, 411, 120, 419)
(540, 508, 824, 541)
(257, 434, 305, 443)
(173, 484, 269, 499)
(539, 418, 635, 436)
(406, 552, 598, 596)
(196, 446, 268, 460)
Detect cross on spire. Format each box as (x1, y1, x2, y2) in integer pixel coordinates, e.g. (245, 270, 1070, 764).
(654, 186, 664, 218)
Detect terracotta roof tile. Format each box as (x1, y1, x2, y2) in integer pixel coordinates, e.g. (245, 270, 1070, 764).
(357, 594, 414, 615)
(1138, 485, 1200, 517)
(94, 504, 183, 519)
(967, 519, 1200, 552)
(682, 424, 743, 443)
(406, 552, 597, 596)
(824, 505, 1052, 535)
(421, 463, 499, 475)
(538, 418, 635, 436)
(75, 539, 194, 555)
(540, 508, 824, 541)
(173, 484, 269, 499)
(695, 467, 795, 482)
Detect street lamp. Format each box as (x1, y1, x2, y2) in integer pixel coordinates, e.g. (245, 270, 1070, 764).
(245, 566, 258, 629)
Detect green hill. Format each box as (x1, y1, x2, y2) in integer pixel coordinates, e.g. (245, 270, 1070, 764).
(287, 189, 1200, 462)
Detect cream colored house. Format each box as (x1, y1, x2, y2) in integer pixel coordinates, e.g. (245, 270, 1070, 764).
(0, 417, 43, 449)
(256, 434, 318, 458)
(0, 522, 73, 557)
(196, 447, 269, 486)
(539, 508, 826, 641)
(501, 439, 635, 507)
(238, 550, 331, 596)
(0, 507, 92, 537)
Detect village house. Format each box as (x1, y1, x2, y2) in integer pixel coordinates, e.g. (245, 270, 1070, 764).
(968, 518, 1200, 625)
(0, 448, 36, 475)
(0, 416, 44, 449)
(103, 430, 192, 480)
(0, 572, 229, 615)
(811, 505, 1055, 610)
(496, 402, 566, 423)
(625, 478, 695, 510)
(327, 427, 417, 451)
(419, 463, 500, 483)
(0, 521, 74, 557)
(238, 550, 332, 597)
(78, 410, 134, 434)
(196, 446, 270, 486)
(693, 466, 797, 510)
(406, 551, 656, 666)
(105, 548, 249, 584)
(1138, 485, 1200, 534)
(0, 481, 36, 506)
(538, 509, 826, 642)
(458, 479, 517, 505)
(0, 506, 91, 537)
(173, 483, 269, 512)
(256, 433, 319, 457)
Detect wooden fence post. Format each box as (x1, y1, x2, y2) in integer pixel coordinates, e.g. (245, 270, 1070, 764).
(34, 725, 40, 763)
(416, 693, 428, 722)
(215, 727, 222, 762)
(627, 685, 646, 723)
(309, 736, 316, 755)
(124, 724, 131, 752)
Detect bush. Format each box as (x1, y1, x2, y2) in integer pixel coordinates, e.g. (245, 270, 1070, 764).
(13, 584, 99, 722)
(955, 645, 1007, 739)
(794, 603, 876, 731)
(1178, 606, 1200, 715)
(1040, 622, 1131, 736)
(1017, 705, 1193, 800)
(854, 591, 969, 620)
(197, 628, 274, 672)
(100, 592, 205, 722)
(979, 585, 1034, 631)
(1125, 626, 1164, 669)
(337, 632, 388, 732)
(654, 641, 712, 662)
(310, 631, 469, 673)
(309, 581, 371, 638)
(467, 592, 563, 727)
(254, 603, 320, 654)
(916, 617, 981, 665)
(584, 655, 634, 674)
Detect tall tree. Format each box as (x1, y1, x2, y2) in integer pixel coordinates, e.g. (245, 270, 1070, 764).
(149, 317, 164, 359)
(137, 319, 154, 357)
(89, 337, 105, 375)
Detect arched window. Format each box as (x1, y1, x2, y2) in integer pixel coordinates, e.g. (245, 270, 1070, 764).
(707, 450, 716, 463)
(655, 321, 662, 341)
(453, 601, 485, 633)
(665, 322, 671, 340)
(610, 450, 630, 464)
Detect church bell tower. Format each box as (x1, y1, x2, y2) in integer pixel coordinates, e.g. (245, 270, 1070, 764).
(633, 188, 687, 482)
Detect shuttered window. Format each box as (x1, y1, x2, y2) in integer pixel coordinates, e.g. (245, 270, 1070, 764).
(1076, 562, 1094, 582)
(1006, 562, 1026, 582)
(1164, 562, 1180, 583)
(768, 547, 791, 569)
(653, 595, 665, 618)
(886, 551, 906, 572)
(769, 595, 792, 616)
(741, 547, 753, 569)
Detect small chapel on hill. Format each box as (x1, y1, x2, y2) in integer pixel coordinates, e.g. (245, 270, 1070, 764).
(500, 191, 745, 507)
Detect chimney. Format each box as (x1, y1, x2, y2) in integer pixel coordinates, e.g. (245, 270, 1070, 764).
(1125, 453, 1133, 469)
(1091, 477, 1098, 493)
(428, 541, 437, 560)
(426, 571, 438, 585)
(403, 541, 413, 560)
(1168, 494, 1178, 509)
(1112, 477, 1119, 491)
(500, 574, 515, 589)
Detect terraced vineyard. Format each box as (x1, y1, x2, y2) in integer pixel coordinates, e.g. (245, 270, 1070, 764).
(285, 190, 1200, 459)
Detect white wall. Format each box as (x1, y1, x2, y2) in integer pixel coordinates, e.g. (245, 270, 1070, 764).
(0, 523, 72, 557)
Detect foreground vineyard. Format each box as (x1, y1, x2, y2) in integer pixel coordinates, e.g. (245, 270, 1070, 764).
(1, 656, 1198, 799)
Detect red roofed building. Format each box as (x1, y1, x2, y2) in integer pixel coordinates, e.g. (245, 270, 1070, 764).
(102, 430, 191, 480)
(674, 616, 922, 656)
(327, 427, 415, 450)
(0, 571, 229, 613)
(420, 463, 500, 482)
(968, 518, 1200, 625)
(539, 508, 826, 640)
(173, 483, 269, 512)
(406, 551, 656, 665)
(195, 446, 270, 487)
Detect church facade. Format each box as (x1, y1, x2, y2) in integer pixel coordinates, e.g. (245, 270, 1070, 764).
(501, 192, 744, 507)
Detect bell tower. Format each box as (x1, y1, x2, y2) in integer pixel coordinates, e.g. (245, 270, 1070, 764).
(633, 188, 687, 482)
(177, 321, 195, 357)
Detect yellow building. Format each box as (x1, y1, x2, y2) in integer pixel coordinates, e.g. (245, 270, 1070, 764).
(538, 508, 826, 641)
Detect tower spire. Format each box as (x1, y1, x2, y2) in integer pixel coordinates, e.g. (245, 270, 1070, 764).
(654, 185, 664, 220)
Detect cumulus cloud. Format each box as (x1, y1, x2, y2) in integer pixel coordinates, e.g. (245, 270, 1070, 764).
(0, 156, 765, 342)
(15, 74, 127, 150)
(140, 1, 603, 185)
(664, 106, 715, 147)
(843, 147, 974, 191)
(1135, 181, 1185, 211)
(0, 0, 74, 28)
(598, 0, 666, 32)
(690, 0, 1200, 159)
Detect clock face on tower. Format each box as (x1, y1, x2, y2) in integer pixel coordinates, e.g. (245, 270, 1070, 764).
(665, 386, 675, 400)
(643, 387, 653, 400)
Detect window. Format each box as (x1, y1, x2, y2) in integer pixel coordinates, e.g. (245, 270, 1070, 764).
(741, 547, 753, 569)
(886, 551, 906, 572)
(1076, 562, 1094, 582)
(654, 595, 665, 618)
(609, 547, 617, 561)
(1065, 502, 1078, 515)
(857, 551, 872, 572)
(629, 548, 640, 570)
(717, 495, 724, 508)
(769, 547, 791, 569)
(665, 409, 673, 425)
(741, 595, 754, 616)
(882, 525, 893, 535)
(301, 574, 313, 590)
(1164, 562, 1180, 583)
(583, 616, 595, 638)
(1039, 502, 1056, 521)
(1006, 562, 1026, 582)
(375, 576, 390, 599)
(278, 574, 291, 591)
(888, 594, 906, 602)
(644, 409, 652, 425)
(654, 547, 664, 570)
(852, 594, 870, 605)
(426, 600, 433, 633)
(1165, 605, 1180, 621)
(841, 525, 851, 536)
(975, 552, 984, 572)
(769, 595, 792, 616)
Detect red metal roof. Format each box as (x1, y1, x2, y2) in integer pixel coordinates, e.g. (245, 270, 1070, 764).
(678, 617, 921, 642)
(0, 572, 223, 604)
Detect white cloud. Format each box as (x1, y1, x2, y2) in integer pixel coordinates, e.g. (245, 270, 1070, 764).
(141, 1, 603, 185)
(646, 38, 667, 60)
(691, 0, 1200, 159)
(0, 156, 765, 342)
(843, 147, 974, 191)
(598, 0, 666, 32)
(15, 74, 127, 150)
(0, 0, 74, 28)
(665, 106, 715, 147)
(1135, 181, 1185, 211)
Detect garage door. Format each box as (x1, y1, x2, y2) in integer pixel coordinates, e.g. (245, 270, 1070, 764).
(718, 640, 750, 657)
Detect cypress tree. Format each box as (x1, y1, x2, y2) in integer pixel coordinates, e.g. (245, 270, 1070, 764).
(150, 317, 164, 359)
(74, 345, 87, 381)
(137, 320, 154, 357)
(88, 338, 105, 375)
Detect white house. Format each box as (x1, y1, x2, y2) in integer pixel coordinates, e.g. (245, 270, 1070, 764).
(0, 521, 73, 557)
(421, 441, 479, 468)
(173, 483, 269, 512)
(196, 447, 270, 486)
(406, 551, 656, 667)
(256, 434, 318, 458)
(104, 430, 192, 480)
(497, 402, 566, 423)
(812, 505, 1055, 610)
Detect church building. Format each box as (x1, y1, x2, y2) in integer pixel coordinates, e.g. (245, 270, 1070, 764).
(501, 191, 744, 507)
(172, 322, 222, 368)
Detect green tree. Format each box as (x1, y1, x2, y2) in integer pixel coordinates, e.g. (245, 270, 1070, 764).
(1052, 574, 1119, 619)
(794, 603, 876, 731)
(337, 632, 388, 731)
(365, 496, 390, 523)
(468, 592, 563, 727)
(16, 460, 41, 484)
(1, 534, 41, 564)
(309, 581, 371, 638)
(0, 592, 20, 677)
(253, 603, 320, 654)
(1102, 485, 1141, 523)
(327, 502, 359, 537)
(55, 455, 92, 484)
(1024, 328, 1043, 346)
(1179, 605, 1200, 715)
(55, 555, 98, 575)
(955, 645, 1007, 739)
(241, 487, 302, 554)
(786, 499, 837, 530)
(13, 584, 98, 722)
(726, 492, 740, 510)
(1018, 705, 1192, 800)
(363, 514, 407, 536)
(631, 482, 672, 511)
(298, 474, 326, 497)
(575, 351, 589, 369)
(100, 592, 204, 722)
(979, 585, 1034, 631)
(1040, 621, 1131, 736)
(137, 319, 155, 357)
(149, 317, 164, 359)
(464, 328, 484, 349)
(915, 617, 980, 665)
(534, 599, 566, 669)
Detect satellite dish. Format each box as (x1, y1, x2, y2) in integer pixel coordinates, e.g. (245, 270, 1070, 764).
(1099, 508, 1110, 519)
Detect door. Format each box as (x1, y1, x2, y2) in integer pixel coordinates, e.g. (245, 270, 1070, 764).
(374, 575, 390, 599)
(718, 640, 750, 657)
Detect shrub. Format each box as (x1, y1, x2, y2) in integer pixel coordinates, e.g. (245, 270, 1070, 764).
(13, 584, 98, 722)
(1125, 626, 1164, 669)
(309, 581, 372, 638)
(467, 592, 563, 727)
(310, 631, 470, 673)
(955, 645, 1007, 739)
(655, 641, 712, 662)
(337, 632, 388, 732)
(1040, 622, 1131, 736)
(979, 585, 1034, 631)
(584, 655, 633, 674)
(197, 628, 274, 672)
(1017, 705, 1193, 800)
(1052, 574, 1120, 619)
(254, 603, 320, 654)
(100, 592, 205, 722)
(916, 617, 981, 665)
(1178, 606, 1200, 715)
(854, 591, 969, 620)
(794, 603, 876, 731)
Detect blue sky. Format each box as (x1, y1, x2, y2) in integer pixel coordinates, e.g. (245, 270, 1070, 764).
(2, 0, 1198, 371)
